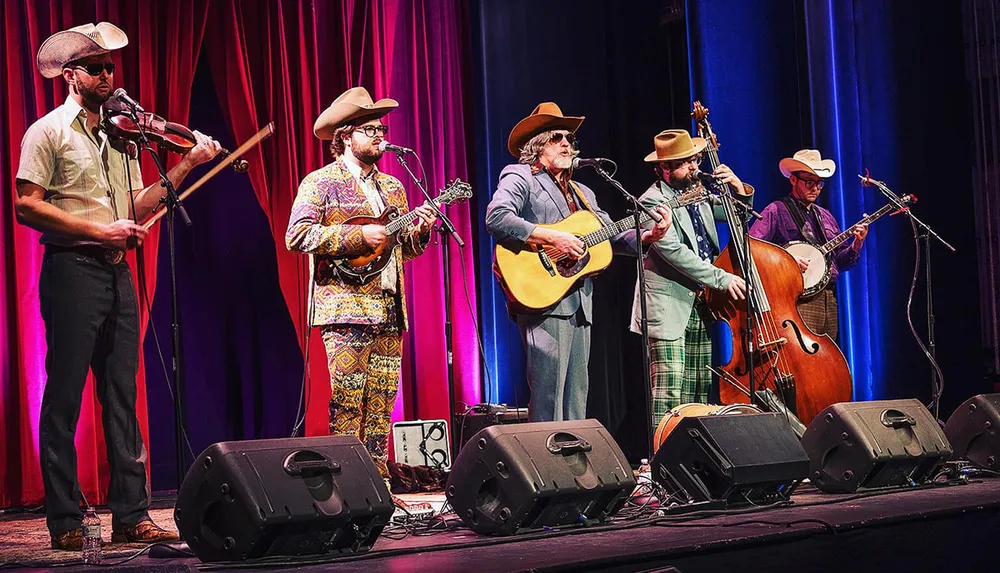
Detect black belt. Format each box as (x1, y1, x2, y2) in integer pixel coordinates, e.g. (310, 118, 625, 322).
(45, 244, 126, 265)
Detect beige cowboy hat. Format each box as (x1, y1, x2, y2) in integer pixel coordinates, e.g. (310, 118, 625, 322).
(779, 149, 836, 179)
(314, 87, 398, 140)
(644, 129, 708, 163)
(36, 22, 128, 79)
(507, 102, 584, 158)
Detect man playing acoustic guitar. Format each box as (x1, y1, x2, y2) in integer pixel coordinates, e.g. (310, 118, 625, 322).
(486, 102, 671, 423)
(285, 87, 436, 500)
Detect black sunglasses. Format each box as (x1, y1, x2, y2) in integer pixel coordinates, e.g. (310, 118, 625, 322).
(69, 63, 115, 76)
(548, 131, 577, 147)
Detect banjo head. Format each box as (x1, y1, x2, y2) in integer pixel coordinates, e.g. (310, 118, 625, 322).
(783, 241, 830, 297)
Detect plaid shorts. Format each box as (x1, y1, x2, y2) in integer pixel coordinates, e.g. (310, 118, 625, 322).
(648, 304, 713, 432)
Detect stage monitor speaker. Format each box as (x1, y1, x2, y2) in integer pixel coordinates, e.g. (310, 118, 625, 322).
(650, 412, 809, 507)
(801, 399, 953, 493)
(445, 419, 636, 535)
(944, 393, 1000, 469)
(174, 436, 394, 563)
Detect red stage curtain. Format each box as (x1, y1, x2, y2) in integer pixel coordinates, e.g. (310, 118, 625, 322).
(0, 0, 208, 508)
(203, 0, 481, 439)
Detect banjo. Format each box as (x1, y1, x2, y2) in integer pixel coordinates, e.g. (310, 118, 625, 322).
(784, 194, 914, 299)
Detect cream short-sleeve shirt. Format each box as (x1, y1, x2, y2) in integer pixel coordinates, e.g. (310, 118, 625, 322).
(16, 95, 143, 246)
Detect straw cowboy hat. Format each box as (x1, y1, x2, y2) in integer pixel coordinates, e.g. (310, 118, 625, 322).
(644, 129, 708, 163)
(314, 87, 398, 140)
(779, 149, 837, 179)
(36, 22, 128, 79)
(507, 102, 584, 158)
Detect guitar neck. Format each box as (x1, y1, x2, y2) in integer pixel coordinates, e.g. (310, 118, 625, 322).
(581, 196, 684, 247)
(819, 203, 894, 255)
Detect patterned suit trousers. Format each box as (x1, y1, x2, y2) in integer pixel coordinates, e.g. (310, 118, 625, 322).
(321, 324, 402, 480)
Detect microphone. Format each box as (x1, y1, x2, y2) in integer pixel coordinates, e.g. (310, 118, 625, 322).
(378, 140, 414, 155)
(111, 88, 145, 113)
(572, 157, 611, 169)
(692, 169, 722, 184)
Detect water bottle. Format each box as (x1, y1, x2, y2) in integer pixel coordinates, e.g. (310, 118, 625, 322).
(82, 506, 102, 564)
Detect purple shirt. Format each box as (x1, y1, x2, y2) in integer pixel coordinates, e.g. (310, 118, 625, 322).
(749, 198, 860, 284)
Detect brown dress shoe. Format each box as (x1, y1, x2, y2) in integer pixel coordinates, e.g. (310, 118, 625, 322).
(50, 527, 105, 551)
(111, 519, 180, 544)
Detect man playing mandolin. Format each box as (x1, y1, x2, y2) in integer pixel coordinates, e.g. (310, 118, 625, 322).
(749, 149, 868, 340)
(15, 22, 220, 550)
(486, 102, 672, 423)
(285, 87, 436, 504)
(630, 129, 752, 433)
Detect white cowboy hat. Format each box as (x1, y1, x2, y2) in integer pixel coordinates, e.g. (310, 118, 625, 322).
(36, 22, 128, 79)
(779, 149, 837, 179)
(314, 87, 398, 140)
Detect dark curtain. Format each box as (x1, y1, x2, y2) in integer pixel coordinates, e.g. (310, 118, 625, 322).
(473, 0, 986, 464)
(471, 0, 694, 460)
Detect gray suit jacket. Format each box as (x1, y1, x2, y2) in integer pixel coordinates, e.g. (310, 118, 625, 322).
(630, 180, 753, 341)
(486, 163, 637, 320)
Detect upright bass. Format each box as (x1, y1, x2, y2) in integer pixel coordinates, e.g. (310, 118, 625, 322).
(694, 102, 853, 425)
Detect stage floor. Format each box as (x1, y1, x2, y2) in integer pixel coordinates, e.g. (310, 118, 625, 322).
(3, 478, 1000, 572)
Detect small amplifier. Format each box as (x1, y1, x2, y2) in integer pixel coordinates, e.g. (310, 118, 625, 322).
(457, 404, 529, 451)
(392, 419, 451, 470)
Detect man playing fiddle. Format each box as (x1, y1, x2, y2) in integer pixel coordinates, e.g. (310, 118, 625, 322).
(15, 22, 220, 549)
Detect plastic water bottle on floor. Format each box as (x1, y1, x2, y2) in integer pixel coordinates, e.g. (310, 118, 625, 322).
(82, 506, 102, 564)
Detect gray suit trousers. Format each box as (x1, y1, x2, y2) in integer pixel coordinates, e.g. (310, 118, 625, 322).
(516, 309, 591, 422)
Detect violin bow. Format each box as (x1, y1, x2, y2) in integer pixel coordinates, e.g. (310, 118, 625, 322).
(143, 122, 275, 229)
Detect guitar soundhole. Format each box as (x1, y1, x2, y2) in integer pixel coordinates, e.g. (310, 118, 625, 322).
(556, 252, 590, 278)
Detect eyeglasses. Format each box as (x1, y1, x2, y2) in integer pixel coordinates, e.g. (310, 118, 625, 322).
(356, 124, 389, 138)
(666, 154, 703, 168)
(548, 131, 577, 148)
(69, 63, 115, 76)
(796, 176, 825, 190)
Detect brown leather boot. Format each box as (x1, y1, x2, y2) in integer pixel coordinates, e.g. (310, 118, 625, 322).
(50, 527, 105, 551)
(111, 519, 180, 544)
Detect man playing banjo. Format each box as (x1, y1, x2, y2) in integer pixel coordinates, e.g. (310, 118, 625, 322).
(749, 149, 868, 340)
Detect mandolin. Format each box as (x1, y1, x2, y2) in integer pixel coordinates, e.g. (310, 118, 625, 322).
(334, 179, 472, 284)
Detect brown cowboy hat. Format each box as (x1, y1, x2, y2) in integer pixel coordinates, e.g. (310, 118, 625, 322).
(779, 149, 836, 178)
(644, 129, 708, 163)
(37, 22, 129, 79)
(507, 102, 584, 158)
(314, 87, 398, 140)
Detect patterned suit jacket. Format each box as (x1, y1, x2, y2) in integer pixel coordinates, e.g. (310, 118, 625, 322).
(286, 159, 427, 328)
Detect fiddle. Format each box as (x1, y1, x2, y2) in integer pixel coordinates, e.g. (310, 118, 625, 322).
(103, 112, 249, 173)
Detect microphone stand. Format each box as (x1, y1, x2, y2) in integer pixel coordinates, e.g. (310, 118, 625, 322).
(590, 162, 663, 461)
(126, 105, 192, 487)
(860, 175, 955, 414)
(392, 150, 464, 460)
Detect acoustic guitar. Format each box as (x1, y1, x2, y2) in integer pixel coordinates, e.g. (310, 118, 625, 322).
(493, 188, 709, 310)
(333, 179, 472, 284)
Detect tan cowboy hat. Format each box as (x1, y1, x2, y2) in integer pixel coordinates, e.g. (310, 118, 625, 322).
(644, 129, 707, 163)
(779, 149, 836, 178)
(507, 102, 584, 158)
(314, 87, 398, 140)
(36, 22, 128, 79)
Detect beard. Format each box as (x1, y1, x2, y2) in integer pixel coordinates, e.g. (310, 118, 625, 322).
(78, 82, 112, 109)
(668, 170, 698, 190)
(353, 144, 384, 165)
(551, 155, 574, 171)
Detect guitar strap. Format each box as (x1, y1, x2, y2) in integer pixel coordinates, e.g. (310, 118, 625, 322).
(568, 180, 600, 220)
